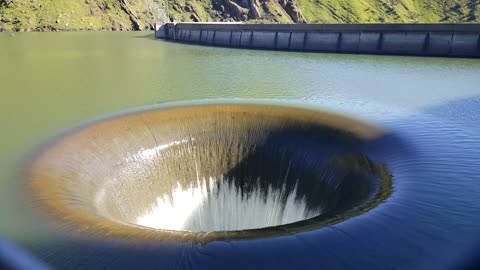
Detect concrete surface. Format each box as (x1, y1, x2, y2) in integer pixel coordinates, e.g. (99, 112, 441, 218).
(155, 23, 480, 58)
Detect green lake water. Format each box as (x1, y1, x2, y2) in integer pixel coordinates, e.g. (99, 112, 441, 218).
(1, 31, 480, 258)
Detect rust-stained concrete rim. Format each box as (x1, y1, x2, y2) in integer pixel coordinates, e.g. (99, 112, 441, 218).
(29, 101, 392, 243)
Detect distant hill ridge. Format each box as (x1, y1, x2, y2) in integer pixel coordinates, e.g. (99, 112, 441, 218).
(1, 0, 479, 31)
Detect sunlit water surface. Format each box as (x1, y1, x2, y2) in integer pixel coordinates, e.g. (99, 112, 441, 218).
(1, 32, 480, 269)
(136, 177, 319, 232)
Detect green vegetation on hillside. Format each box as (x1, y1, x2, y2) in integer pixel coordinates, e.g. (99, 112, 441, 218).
(0, 0, 166, 31)
(1, 0, 479, 31)
(298, 0, 480, 23)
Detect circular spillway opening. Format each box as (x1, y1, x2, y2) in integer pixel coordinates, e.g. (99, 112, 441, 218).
(30, 103, 392, 241)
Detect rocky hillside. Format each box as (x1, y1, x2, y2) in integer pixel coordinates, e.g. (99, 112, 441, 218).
(1, 0, 479, 31)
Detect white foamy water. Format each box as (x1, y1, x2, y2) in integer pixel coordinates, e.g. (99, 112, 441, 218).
(136, 177, 322, 232)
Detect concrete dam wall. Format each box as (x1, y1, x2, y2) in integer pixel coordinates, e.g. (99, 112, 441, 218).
(155, 23, 480, 58)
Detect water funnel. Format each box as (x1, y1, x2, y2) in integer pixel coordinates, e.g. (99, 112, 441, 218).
(30, 103, 392, 242)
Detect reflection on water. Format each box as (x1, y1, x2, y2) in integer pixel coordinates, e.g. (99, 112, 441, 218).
(1, 32, 480, 269)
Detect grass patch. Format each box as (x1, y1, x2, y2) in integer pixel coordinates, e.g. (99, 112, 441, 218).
(1, 0, 479, 31)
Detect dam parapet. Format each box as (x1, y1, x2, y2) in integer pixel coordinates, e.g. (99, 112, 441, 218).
(155, 23, 480, 58)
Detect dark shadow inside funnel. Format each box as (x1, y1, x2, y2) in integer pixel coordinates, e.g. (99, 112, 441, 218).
(179, 124, 387, 233)
(27, 104, 393, 243)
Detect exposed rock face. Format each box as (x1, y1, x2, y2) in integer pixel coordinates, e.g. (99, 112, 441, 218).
(214, 0, 262, 21)
(119, 0, 142, 30)
(1, 0, 479, 31)
(214, 0, 304, 22)
(249, 0, 262, 19)
(225, 1, 249, 20)
(278, 0, 307, 23)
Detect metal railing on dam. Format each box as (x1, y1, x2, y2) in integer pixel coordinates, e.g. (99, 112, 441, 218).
(155, 23, 480, 58)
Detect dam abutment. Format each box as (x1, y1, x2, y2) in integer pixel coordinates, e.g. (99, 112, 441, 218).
(155, 23, 480, 58)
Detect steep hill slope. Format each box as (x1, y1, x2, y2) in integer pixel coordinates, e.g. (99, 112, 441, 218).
(298, 0, 480, 23)
(1, 0, 479, 31)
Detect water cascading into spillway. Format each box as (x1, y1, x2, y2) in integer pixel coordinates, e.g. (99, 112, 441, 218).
(136, 177, 320, 231)
(30, 103, 392, 241)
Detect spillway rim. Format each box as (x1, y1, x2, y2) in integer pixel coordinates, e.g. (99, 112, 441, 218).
(28, 101, 392, 242)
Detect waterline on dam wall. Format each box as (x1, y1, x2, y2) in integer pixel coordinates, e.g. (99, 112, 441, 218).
(156, 23, 480, 58)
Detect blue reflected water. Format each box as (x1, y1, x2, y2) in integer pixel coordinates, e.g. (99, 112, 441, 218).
(26, 97, 480, 270)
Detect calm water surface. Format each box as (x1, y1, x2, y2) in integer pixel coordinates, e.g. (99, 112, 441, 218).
(1, 32, 480, 269)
